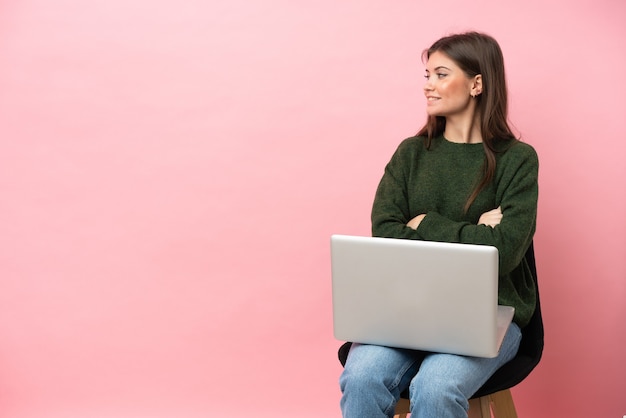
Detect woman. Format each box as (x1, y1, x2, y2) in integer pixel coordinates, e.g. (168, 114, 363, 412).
(339, 32, 538, 418)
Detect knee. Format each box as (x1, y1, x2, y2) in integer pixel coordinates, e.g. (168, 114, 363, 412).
(409, 373, 468, 412)
(340, 359, 402, 417)
(340, 360, 386, 394)
(340, 345, 402, 395)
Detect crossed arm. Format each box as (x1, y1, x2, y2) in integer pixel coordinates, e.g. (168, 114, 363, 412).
(406, 206, 503, 230)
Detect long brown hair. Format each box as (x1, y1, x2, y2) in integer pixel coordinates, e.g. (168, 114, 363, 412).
(417, 32, 517, 212)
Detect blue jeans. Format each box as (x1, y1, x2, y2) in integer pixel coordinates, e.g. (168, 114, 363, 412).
(339, 323, 522, 418)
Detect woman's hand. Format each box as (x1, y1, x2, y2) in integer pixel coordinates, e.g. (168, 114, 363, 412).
(407, 214, 426, 230)
(478, 206, 502, 228)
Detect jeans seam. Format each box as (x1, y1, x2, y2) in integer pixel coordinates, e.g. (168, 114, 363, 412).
(383, 356, 419, 416)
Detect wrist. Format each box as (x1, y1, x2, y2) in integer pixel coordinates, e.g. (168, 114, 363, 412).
(407, 214, 426, 230)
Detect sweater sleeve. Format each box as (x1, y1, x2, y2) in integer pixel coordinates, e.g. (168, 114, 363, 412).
(415, 143, 539, 275)
(371, 138, 425, 240)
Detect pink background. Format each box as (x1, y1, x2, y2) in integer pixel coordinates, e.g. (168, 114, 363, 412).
(1, 1, 625, 417)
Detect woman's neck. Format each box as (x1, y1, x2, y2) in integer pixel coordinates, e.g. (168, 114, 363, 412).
(444, 111, 483, 144)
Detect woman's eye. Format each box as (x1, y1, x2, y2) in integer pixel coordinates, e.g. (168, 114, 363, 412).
(424, 73, 447, 80)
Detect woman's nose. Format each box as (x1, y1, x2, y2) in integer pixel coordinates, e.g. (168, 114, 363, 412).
(423, 76, 434, 91)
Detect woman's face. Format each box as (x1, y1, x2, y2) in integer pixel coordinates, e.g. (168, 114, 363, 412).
(423, 51, 480, 118)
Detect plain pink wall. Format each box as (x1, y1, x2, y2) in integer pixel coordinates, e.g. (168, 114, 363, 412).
(1, 0, 625, 417)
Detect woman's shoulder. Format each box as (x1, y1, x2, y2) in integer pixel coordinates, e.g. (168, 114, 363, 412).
(399, 135, 428, 147)
(394, 135, 430, 154)
(498, 139, 538, 162)
(382, 136, 430, 169)
(496, 139, 539, 178)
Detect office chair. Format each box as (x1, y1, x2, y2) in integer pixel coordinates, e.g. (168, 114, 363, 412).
(338, 242, 543, 418)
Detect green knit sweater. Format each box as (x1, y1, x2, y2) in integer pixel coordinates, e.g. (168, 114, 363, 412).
(371, 135, 538, 328)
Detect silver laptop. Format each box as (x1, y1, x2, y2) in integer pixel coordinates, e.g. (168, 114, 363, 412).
(330, 234, 515, 358)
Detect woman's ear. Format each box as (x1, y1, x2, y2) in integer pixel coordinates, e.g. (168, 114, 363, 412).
(471, 74, 483, 97)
